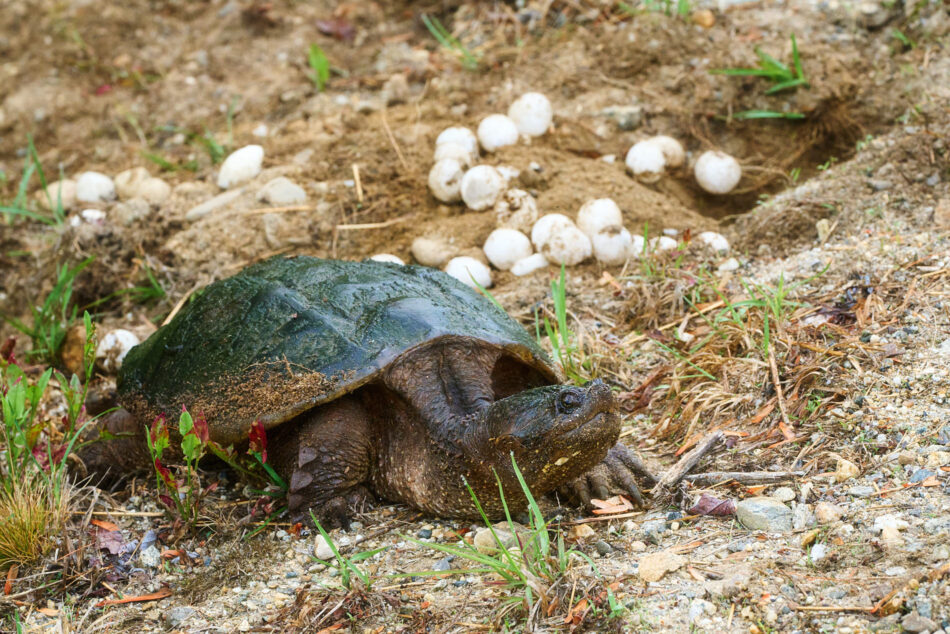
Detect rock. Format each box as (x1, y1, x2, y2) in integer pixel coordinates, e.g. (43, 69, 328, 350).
(704, 566, 752, 599)
(257, 177, 307, 205)
(36, 178, 76, 211)
(218, 145, 264, 189)
(901, 610, 938, 633)
(114, 167, 151, 199)
(630, 540, 646, 552)
(139, 544, 161, 568)
(75, 171, 116, 203)
(139, 178, 171, 206)
(638, 551, 685, 582)
(314, 535, 335, 561)
(935, 199, 950, 228)
(772, 487, 796, 503)
(594, 540, 612, 556)
(185, 189, 245, 221)
(736, 497, 793, 532)
(847, 485, 875, 497)
(898, 450, 917, 465)
(411, 237, 454, 268)
(925, 451, 950, 468)
(474, 522, 523, 554)
(835, 457, 860, 482)
(600, 105, 642, 131)
(112, 198, 151, 226)
(717, 257, 740, 273)
(810, 543, 828, 562)
(163, 606, 196, 628)
(382, 74, 410, 105)
(570, 524, 595, 540)
(815, 502, 844, 524)
(60, 324, 88, 380)
(909, 468, 935, 483)
(416, 528, 432, 539)
(873, 514, 908, 546)
(432, 557, 452, 572)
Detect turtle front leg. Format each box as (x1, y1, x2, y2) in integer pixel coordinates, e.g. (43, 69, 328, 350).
(270, 396, 375, 529)
(560, 444, 658, 509)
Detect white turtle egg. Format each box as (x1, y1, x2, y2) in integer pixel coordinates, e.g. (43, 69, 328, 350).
(96, 329, 140, 372)
(460, 165, 505, 210)
(625, 140, 666, 183)
(576, 198, 623, 238)
(428, 159, 464, 203)
(510, 253, 549, 276)
(630, 233, 646, 256)
(436, 126, 479, 159)
(476, 114, 519, 153)
(591, 227, 634, 266)
(649, 135, 685, 168)
(530, 213, 574, 250)
(697, 231, 730, 253)
(507, 92, 553, 137)
(445, 256, 493, 288)
(483, 228, 533, 271)
(650, 236, 679, 251)
(694, 150, 741, 194)
(433, 142, 476, 168)
(540, 223, 592, 266)
(369, 253, 405, 265)
(495, 189, 539, 234)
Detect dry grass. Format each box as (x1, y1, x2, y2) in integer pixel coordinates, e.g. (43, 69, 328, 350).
(0, 473, 70, 568)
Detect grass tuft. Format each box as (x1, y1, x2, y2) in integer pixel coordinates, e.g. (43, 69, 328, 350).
(422, 14, 479, 71)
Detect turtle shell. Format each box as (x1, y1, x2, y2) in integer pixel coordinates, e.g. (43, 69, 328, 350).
(118, 256, 558, 446)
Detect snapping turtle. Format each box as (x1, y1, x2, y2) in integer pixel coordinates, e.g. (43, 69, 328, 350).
(83, 256, 650, 524)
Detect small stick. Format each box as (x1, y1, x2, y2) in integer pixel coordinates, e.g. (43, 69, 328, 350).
(71, 510, 165, 517)
(768, 345, 795, 441)
(651, 431, 724, 502)
(242, 205, 311, 216)
(352, 164, 364, 203)
(381, 110, 410, 172)
(336, 215, 408, 231)
(684, 471, 805, 486)
(788, 603, 874, 613)
(622, 301, 725, 346)
(566, 510, 645, 525)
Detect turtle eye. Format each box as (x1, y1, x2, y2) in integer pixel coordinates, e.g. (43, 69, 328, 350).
(557, 389, 584, 413)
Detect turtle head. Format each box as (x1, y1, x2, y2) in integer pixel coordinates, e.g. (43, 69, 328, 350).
(470, 379, 620, 506)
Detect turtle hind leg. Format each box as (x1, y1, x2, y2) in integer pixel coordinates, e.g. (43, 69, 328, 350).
(270, 395, 375, 529)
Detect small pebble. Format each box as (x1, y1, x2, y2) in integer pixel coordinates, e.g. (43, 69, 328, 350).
(218, 145, 264, 189)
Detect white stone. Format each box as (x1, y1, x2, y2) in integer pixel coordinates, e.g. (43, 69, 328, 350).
(511, 253, 549, 276)
(314, 535, 334, 561)
(460, 165, 504, 211)
(435, 127, 479, 159)
(445, 256, 492, 288)
(185, 189, 245, 221)
(257, 177, 307, 205)
(576, 198, 623, 238)
(495, 189, 539, 234)
(411, 237, 453, 268)
(428, 159, 464, 203)
(630, 234, 646, 256)
(96, 329, 140, 372)
(476, 114, 519, 153)
(540, 223, 591, 266)
(507, 92, 553, 137)
(138, 178, 171, 206)
(36, 178, 77, 211)
(433, 142, 475, 168)
(694, 150, 741, 194)
(217, 145, 264, 189)
(717, 257, 740, 273)
(114, 167, 151, 200)
(649, 135, 685, 168)
(592, 227, 634, 266)
(530, 213, 574, 250)
(650, 235, 679, 251)
(369, 253, 404, 265)
(75, 171, 116, 203)
(252, 124, 269, 138)
(625, 140, 666, 183)
(483, 228, 532, 271)
(698, 231, 730, 253)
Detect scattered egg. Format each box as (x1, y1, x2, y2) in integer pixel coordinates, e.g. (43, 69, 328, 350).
(717, 257, 741, 273)
(625, 140, 666, 183)
(217, 144, 264, 189)
(694, 150, 741, 194)
(411, 236, 454, 268)
(433, 142, 476, 167)
(436, 126, 479, 159)
(511, 253, 549, 276)
(540, 223, 592, 266)
(495, 165, 521, 183)
(428, 159, 464, 203)
(476, 114, 519, 152)
(592, 227, 634, 266)
(80, 208, 106, 223)
(507, 92, 553, 137)
(460, 165, 505, 210)
(75, 171, 116, 203)
(649, 135, 685, 168)
(495, 189, 539, 234)
(650, 236, 679, 251)
(576, 198, 623, 238)
(530, 213, 574, 250)
(483, 228, 533, 271)
(697, 231, 730, 253)
(369, 253, 405, 265)
(445, 256, 493, 289)
(96, 329, 140, 373)
(630, 233, 646, 256)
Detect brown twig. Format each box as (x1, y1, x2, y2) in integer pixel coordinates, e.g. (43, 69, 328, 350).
(768, 345, 795, 441)
(684, 471, 804, 486)
(651, 431, 724, 502)
(380, 110, 410, 172)
(336, 215, 409, 231)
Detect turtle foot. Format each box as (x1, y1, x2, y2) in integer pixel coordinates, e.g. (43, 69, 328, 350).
(290, 486, 375, 530)
(560, 444, 655, 509)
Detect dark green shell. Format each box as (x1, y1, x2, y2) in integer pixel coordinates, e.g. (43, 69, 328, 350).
(118, 256, 557, 445)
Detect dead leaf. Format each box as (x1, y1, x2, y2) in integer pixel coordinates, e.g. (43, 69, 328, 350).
(4, 565, 17, 595)
(564, 597, 589, 625)
(91, 519, 119, 532)
(316, 623, 344, 634)
(688, 493, 737, 516)
(94, 587, 172, 608)
(316, 18, 355, 41)
(590, 495, 633, 515)
(37, 608, 58, 617)
(94, 528, 125, 555)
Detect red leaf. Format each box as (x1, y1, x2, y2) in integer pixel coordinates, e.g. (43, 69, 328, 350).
(316, 17, 355, 41)
(149, 414, 168, 446)
(688, 493, 737, 516)
(154, 458, 175, 488)
(193, 412, 210, 444)
(94, 84, 113, 96)
(4, 565, 16, 596)
(248, 420, 268, 463)
(0, 336, 15, 364)
(91, 519, 119, 532)
(158, 494, 176, 509)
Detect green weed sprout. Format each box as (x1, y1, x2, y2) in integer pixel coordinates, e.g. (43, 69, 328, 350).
(307, 44, 331, 91)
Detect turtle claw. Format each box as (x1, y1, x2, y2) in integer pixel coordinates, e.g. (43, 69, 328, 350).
(562, 444, 651, 510)
(293, 486, 376, 530)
